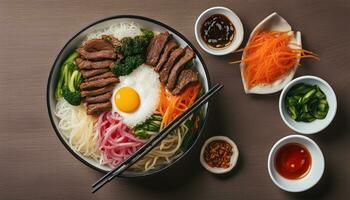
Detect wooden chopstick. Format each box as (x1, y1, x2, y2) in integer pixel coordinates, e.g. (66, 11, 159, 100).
(92, 83, 223, 193)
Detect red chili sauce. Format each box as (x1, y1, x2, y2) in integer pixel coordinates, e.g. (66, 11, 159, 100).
(275, 143, 312, 179)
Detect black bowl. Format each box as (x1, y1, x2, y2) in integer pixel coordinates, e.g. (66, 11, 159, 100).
(47, 15, 211, 177)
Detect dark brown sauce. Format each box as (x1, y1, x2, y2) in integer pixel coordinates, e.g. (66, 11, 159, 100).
(275, 143, 312, 180)
(201, 14, 235, 49)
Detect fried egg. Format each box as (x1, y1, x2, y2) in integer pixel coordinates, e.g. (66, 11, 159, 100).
(112, 64, 160, 127)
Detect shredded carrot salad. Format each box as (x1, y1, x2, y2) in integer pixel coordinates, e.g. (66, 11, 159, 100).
(231, 31, 319, 88)
(157, 84, 201, 128)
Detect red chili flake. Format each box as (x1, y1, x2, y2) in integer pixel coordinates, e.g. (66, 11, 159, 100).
(204, 140, 233, 168)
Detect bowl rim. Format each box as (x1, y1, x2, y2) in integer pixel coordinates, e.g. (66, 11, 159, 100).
(46, 15, 211, 177)
(279, 75, 337, 134)
(200, 136, 239, 174)
(194, 6, 244, 56)
(267, 134, 325, 192)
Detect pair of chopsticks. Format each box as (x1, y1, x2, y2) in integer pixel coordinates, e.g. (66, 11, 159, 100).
(92, 83, 223, 193)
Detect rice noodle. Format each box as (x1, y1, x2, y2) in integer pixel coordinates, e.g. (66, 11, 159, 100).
(86, 22, 142, 41)
(96, 111, 146, 167)
(131, 123, 189, 171)
(55, 98, 101, 161)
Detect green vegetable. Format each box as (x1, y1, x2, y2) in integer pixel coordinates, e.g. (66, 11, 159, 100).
(184, 59, 194, 68)
(288, 84, 313, 96)
(62, 86, 81, 106)
(113, 29, 154, 76)
(112, 54, 145, 76)
(65, 52, 79, 65)
(133, 114, 162, 139)
(55, 52, 82, 106)
(285, 83, 329, 122)
(141, 29, 154, 40)
(315, 86, 326, 99)
(287, 105, 298, 120)
(301, 88, 316, 104)
(181, 119, 194, 149)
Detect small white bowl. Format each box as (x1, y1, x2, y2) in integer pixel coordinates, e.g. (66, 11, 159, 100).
(268, 135, 325, 192)
(200, 136, 239, 174)
(279, 76, 337, 134)
(194, 6, 244, 56)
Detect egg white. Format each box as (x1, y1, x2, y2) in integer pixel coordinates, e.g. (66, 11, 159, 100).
(111, 64, 160, 127)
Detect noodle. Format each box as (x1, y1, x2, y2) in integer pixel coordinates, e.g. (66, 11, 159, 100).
(86, 22, 142, 41)
(55, 98, 101, 161)
(132, 123, 189, 171)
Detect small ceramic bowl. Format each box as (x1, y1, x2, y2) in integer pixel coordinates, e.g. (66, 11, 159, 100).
(194, 6, 244, 56)
(279, 76, 337, 134)
(200, 136, 239, 174)
(268, 135, 325, 192)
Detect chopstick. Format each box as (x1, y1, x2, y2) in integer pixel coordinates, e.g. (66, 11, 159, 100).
(91, 83, 223, 193)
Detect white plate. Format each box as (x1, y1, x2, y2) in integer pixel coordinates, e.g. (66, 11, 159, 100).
(240, 12, 302, 94)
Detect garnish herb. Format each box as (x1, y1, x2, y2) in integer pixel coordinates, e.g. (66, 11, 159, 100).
(133, 114, 162, 139)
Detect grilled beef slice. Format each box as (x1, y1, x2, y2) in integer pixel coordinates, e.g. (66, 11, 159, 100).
(172, 69, 199, 95)
(76, 58, 114, 69)
(87, 102, 112, 115)
(159, 47, 184, 83)
(84, 72, 115, 82)
(80, 77, 119, 90)
(81, 85, 115, 97)
(82, 39, 114, 51)
(102, 35, 121, 47)
(77, 49, 116, 61)
(80, 68, 110, 79)
(155, 38, 178, 72)
(85, 92, 113, 104)
(146, 32, 170, 66)
(167, 47, 195, 90)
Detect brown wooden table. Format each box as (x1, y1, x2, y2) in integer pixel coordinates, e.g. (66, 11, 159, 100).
(1, 0, 349, 199)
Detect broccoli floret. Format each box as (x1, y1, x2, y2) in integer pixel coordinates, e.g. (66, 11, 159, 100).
(116, 30, 154, 56)
(141, 29, 154, 40)
(112, 30, 154, 76)
(112, 54, 145, 76)
(117, 36, 149, 56)
(117, 37, 134, 56)
(132, 35, 149, 55)
(113, 29, 154, 76)
(62, 86, 81, 106)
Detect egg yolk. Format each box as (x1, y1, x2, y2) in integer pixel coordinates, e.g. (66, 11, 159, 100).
(114, 87, 140, 113)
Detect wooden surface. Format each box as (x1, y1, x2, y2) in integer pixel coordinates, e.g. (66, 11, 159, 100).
(1, 0, 350, 199)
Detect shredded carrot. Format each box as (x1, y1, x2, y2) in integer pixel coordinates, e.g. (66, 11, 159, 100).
(231, 31, 319, 88)
(157, 83, 201, 128)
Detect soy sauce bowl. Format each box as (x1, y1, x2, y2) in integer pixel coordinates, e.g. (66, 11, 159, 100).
(194, 6, 244, 56)
(279, 76, 337, 134)
(268, 135, 325, 192)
